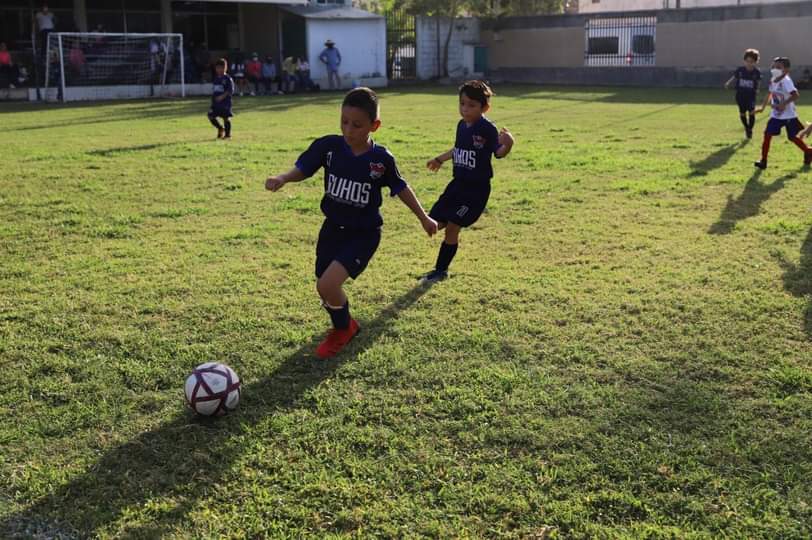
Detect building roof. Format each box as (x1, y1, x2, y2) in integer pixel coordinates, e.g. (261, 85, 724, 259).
(280, 5, 383, 19)
(197, 0, 308, 5)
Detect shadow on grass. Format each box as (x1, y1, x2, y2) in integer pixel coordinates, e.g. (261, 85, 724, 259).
(688, 140, 748, 177)
(87, 140, 213, 157)
(2, 283, 433, 538)
(708, 170, 797, 235)
(777, 225, 812, 338)
(6, 94, 331, 132)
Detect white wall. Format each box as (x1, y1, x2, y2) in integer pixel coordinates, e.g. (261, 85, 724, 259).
(416, 16, 481, 80)
(306, 18, 387, 88)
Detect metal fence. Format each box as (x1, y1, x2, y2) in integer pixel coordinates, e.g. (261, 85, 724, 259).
(385, 8, 416, 80)
(584, 16, 657, 66)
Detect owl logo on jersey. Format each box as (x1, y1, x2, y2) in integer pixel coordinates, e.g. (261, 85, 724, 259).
(369, 162, 385, 180)
(472, 135, 486, 149)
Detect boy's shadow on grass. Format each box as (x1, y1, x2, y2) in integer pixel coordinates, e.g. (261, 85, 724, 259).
(708, 170, 797, 235)
(777, 226, 812, 338)
(688, 140, 748, 177)
(3, 283, 433, 538)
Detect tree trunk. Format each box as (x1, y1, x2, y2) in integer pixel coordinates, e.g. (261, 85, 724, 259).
(442, 16, 454, 77)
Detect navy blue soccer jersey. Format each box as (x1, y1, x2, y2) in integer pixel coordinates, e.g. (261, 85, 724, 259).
(211, 74, 234, 110)
(733, 66, 761, 96)
(295, 135, 408, 229)
(452, 116, 502, 185)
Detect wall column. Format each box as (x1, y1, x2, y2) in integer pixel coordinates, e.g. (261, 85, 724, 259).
(161, 0, 173, 33)
(73, 0, 87, 32)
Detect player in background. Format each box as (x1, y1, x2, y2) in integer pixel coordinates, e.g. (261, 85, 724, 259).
(754, 57, 812, 169)
(208, 59, 234, 140)
(724, 49, 761, 139)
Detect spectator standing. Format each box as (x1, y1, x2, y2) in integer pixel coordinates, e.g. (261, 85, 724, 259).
(319, 39, 341, 90)
(34, 3, 56, 58)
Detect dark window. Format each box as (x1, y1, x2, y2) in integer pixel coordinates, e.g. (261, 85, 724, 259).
(171, 2, 238, 50)
(588, 37, 618, 55)
(632, 35, 654, 55)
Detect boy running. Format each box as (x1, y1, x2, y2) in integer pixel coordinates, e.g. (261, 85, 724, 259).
(420, 80, 515, 282)
(754, 56, 812, 169)
(265, 88, 438, 359)
(208, 58, 234, 140)
(724, 49, 761, 139)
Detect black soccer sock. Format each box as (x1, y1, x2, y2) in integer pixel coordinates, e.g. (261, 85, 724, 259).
(325, 301, 350, 330)
(435, 242, 458, 272)
(224, 119, 232, 137)
(739, 114, 748, 129)
(748, 113, 756, 130)
(208, 114, 223, 129)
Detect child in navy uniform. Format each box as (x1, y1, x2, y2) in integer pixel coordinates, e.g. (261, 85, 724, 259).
(421, 80, 514, 282)
(208, 59, 234, 139)
(754, 56, 812, 169)
(265, 88, 438, 359)
(724, 49, 761, 139)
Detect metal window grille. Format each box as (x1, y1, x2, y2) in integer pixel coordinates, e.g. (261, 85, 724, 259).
(584, 16, 656, 67)
(385, 8, 416, 80)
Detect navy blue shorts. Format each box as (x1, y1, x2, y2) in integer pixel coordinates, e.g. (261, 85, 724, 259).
(429, 181, 491, 228)
(736, 93, 756, 114)
(208, 106, 233, 119)
(765, 117, 803, 139)
(315, 220, 381, 280)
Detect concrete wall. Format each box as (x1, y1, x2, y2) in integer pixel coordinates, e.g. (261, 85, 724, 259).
(416, 16, 481, 79)
(306, 18, 387, 88)
(579, 0, 807, 13)
(241, 4, 281, 60)
(480, 1, 812, 86)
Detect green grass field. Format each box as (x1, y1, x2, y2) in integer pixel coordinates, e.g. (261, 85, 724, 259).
(1, 85, 811, 539)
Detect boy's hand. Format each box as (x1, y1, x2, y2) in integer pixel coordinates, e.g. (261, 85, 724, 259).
(421, 215, 438, 237)
(755, 106, 765, 114)
(775, 103, 787, 112)
(427, 158, 443, 172)
(498, 127, 515, 148)
(265, 175, 286, 191)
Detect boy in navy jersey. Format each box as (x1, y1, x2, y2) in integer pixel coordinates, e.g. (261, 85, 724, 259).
(420, 80, 514, 282)
(753, 57, 812, 169)
(724, 49, 761, 139)
(265, 88, 438, 359)
(208, 59, 234, 139)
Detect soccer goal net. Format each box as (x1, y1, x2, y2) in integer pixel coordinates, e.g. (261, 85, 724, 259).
(43, 33, 185, 102)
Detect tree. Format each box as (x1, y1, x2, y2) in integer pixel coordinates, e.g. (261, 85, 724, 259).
(398, 0, 472, 78)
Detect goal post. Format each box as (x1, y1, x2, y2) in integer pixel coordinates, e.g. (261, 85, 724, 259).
(43, 32, 185, 103)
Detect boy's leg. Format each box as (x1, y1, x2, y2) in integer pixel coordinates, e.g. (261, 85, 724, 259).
(786, 119, 812, 163)
(435, 223, 461, 273)
(755, 118, 781, 168)
(207, 111, 222, 130)
(317, 261, 351, 329)
(223, 117, 232, 138)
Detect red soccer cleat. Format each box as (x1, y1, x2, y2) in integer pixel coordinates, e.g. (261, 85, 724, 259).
(316, 319, 360, 359)
(804, 150, 812, 166)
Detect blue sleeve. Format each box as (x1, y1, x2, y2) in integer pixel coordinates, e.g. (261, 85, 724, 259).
(384, 153, 407, 197)
(225, 77, 233, 94)
(295, 137, 330, 178)
(337, 49, 342, 64)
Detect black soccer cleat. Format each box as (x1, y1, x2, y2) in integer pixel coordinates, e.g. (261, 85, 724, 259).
(745, 129, 753, 139)
(419, 269, 448, 283)
(754, 159, 767, 170)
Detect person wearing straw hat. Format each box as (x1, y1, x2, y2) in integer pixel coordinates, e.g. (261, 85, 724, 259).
(319, 39, 342, 90)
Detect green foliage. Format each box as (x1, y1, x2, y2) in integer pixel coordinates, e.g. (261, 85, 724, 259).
(1, 86, 811, 538)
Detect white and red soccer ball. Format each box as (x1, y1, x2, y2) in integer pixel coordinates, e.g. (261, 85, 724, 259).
(184, 362, 241, 416)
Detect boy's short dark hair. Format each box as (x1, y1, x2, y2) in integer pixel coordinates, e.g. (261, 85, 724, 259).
(743, 48, 759, 62)
(773, 56, 791, 69)
(342, 87, 379, 123)
(459, 80, 494, 107)
(215, 58, 227, 70)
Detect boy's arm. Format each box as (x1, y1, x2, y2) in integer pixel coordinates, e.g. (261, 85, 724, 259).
(755, 92, 771, 113)
(265, 167, 307, 191)
(724, 75, 736, 89)
(427, 149, 454, 171)
(495, 127, 515, 159)
(397, 186, 437, 236)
